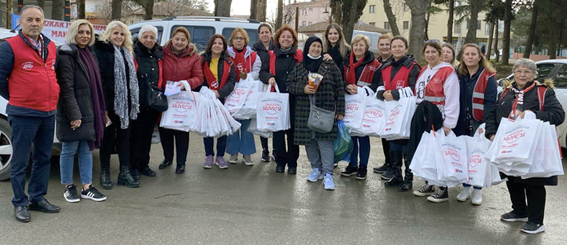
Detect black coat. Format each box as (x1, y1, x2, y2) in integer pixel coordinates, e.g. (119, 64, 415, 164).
(252, 39, 274, 66)
(199, 52, 237, 101)
(342, 50, 380, 91)
(55, 44, 96, 142)
(259, 45, 301, 93)
(407, 101, 444, 162)
(93, 39, 133, 112)
(286, 60, 346, 145)
(133, 41, 163, 109)
(485, 80, 565, 186)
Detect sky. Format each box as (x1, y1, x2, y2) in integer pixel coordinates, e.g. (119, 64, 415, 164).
(208, 0, 311, 20)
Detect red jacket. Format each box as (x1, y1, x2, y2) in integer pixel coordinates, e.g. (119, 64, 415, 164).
(162, 42, 203, 90)
(6, 35, 59, 112)
(471, 69, 495, 121)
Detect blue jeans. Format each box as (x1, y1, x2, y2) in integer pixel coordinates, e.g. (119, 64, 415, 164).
(8, 114, 54, 207)
(204, 136, 227, 157)
(389, 141, 407, 154)
(226, 119, 256, 155)
(349, 136, 370, 168)
(463, 183, 482, 190)
(60, 140, 93, 185)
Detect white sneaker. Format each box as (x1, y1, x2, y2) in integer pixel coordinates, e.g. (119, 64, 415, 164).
(457, 187, 471, 202)
(323, 174, 335, 190)
(471, 189, 482, 205)
(229, 154, 238, 164)
(243, 155, 254, 166)
(307, 168, 323, 182)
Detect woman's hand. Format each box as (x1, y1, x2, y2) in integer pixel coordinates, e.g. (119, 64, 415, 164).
(443, 126, 451, 136)
(519, 110, 533, 119)
(323, 54, 333, 61)
(336, 114, 344, 120)
(304, 85, 316, 94)
(490, 135, 495, 142)
(70, 119, 82, 130)
(383, 90, 393, 101)
(346, 84, 358, 95)
(239, 71, 247, 80)
(214, 90, 220, 98)
(268, 77, 276, 87)
(177, 82, 186, 91)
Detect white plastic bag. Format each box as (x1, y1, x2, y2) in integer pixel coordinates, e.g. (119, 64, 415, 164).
(437, 132, 468, 184)
(160, 80, 199, 132)
(344, 86, 367, 130)
(248, 118, 273, 138)
(256, 84, 290, 132)
(224, 77, 253, 114)
(351, 87, 386, 137)
(233, 79, 263, 119)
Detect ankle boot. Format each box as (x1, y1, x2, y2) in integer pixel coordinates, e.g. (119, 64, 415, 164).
(100, 168, 113, 190)
(385, 151, 403, 187)
(117, 166, 140, 188)
(399, 156, 413, 192)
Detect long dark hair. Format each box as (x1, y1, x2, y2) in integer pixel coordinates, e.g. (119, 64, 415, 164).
(205, 34, 227, 54)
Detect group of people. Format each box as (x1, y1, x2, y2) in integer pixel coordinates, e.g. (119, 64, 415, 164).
(0, 5, 561, 234)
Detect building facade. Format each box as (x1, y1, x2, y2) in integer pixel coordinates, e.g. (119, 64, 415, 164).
(283, 0, 331, 29)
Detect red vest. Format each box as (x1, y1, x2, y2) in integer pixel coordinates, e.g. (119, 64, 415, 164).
(382, 62, 418, 90)
(203, 58, 231, 90)
(233, 52, 257, 74)
(418, 66, 455, 112)
(268, 49, 302, 75)
(344, 59, 381, 87)
(6, 36, 59, 112)
(471, 68, 495, 121)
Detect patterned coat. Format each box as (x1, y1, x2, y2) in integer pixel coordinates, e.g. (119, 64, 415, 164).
(286, 60, 346, 145)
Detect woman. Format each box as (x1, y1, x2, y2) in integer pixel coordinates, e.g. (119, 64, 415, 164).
(129, 25, 163, 180)
(322, 23, 350, 75)
(226, 28, 261, 165)
(375, 36, 421, 191)
(340, 34, 381, 179)
(411, 41, 459, 201)
(159, 27, 203, 174)
(259, 25, 303, 174)
(373, 34, 394, 176)
(442, 43, 459, 68)
(94, 20, 140, 189)
(485, 58, 564, 234)
(287, 37, 345, 190)
(454, 43, 498, 205)
(252, 23, 275, 162)
(56, 19, 106, 202)
(201, 34, 237, 169)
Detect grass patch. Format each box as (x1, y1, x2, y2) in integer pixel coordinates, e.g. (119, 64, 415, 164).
(493, 62, 514, 80)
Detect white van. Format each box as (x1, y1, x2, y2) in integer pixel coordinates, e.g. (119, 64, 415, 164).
(128, 16, 262, 53)
(352, 30, 382, 54)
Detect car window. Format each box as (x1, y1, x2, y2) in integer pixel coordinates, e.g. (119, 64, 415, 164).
(130, 27, 164, 45)
(536, 63, 557, 81)
(171, 25, 215, 53)
(222, 28, 259, 48)
(554, 65, 567, 88)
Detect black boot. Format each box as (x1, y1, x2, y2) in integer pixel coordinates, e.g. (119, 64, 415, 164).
(100, 168, 113, 190)
(399, 156, 413, 192)
(117, 166, 140, 188)
(385, 151, 403, 187)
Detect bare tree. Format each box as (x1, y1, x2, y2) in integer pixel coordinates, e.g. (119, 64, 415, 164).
(250, 0, 257, 20)
(215, 0, 232, 17)
(494, 22, 500, 63)
(256, 0, 267, 21)
(502, 0, 512, 65)
(523, 0, 540, 58)
(78, 0, 86, 19)
(276, 0, 283, 30)
(112, 0, 122, 20)
(382, 0, 400, 36)
(51, 0, 63, 20)
(406, 0, 431, 62)
(464, 0, 486, 44)
(447, 0, 454, 43)
(330, 0, 368, 43)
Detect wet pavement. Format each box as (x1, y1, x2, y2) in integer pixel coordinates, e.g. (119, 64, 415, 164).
(0, 135, 566, 244)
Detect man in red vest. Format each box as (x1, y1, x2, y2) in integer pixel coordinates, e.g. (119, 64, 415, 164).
(0, 5, 61, 223)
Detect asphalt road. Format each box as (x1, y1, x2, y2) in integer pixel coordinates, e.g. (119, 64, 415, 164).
(0, 134, 565, 245)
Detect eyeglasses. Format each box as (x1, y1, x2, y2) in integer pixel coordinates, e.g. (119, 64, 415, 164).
(234, 37, 245, 40)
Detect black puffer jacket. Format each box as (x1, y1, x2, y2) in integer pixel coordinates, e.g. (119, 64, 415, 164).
(252, 39, 274, 66)
(259, 45, 302, 93)
(199, 51, 237, 101)
(342, 50, 380, 91)
(55, 44, 95, 142)
(134, 41, 163, 109)
(93, 39, 133, 112)
(485, 80, 565, 186)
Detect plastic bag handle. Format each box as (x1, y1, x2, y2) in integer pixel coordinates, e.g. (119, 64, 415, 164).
(266, 84, 280, 93)
(361, 86, 374, 97)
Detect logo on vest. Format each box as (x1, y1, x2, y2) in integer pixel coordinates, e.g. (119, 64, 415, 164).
(22, 62, 34, 70)
(210, 80, 219, 89)
(395, 80, 405, 89)
(368, 65, 376, 71)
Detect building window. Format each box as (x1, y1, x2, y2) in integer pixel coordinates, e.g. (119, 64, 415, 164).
(485, 23, 490, 35)
(369, 22, 376, 26)
(302, 9, 307, 15)
(302, 21, 306, 26)
(454, 23, 461, 34)
(369, 5, 375, 13)
(404, 4, 409, 11)
(403, 21, 409, 30)
(384, 22, 390, 30)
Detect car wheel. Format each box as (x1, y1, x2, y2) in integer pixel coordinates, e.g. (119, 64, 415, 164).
(0, 119, 13, 181)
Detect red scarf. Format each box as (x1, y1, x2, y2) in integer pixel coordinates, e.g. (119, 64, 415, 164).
(233, 49, 248, 73)
(203, 59, 230, 90)
(346, 53, 365, 85)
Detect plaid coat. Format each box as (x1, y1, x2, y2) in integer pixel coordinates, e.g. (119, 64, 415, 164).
(286, 60, 346, 145)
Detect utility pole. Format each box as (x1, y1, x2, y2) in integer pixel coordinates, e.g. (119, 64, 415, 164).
(294, 0, 299, 31)
(6, 0, 12, 29)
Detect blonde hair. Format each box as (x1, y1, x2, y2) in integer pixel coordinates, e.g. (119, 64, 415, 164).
(458, 43, 496, 75)
(65, 19, 95, 47)
(378, 33, 393, 42)
(322, 23, 351, 58)
(351, 34, 370, 51)
(229, 28, 249, 46)
(100, 20, 133, 54)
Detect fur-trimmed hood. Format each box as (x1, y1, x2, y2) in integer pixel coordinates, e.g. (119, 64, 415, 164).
(502, 78, 555, 90)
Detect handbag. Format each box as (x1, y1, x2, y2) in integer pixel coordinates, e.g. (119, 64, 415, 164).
(147, 82, 168, 112)
(308, 94, 335, 133)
